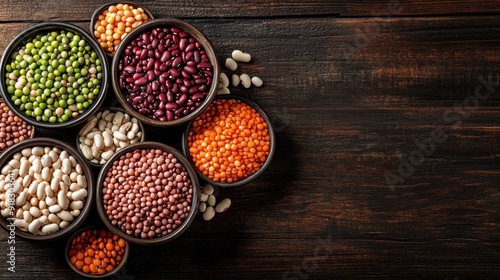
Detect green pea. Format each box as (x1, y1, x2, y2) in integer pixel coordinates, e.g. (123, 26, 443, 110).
(41, 115, 48, 122)
(76, 103, 84, 110)
(80, 68, 88, 76)
(75, 95, 85, 103)
(7, 86, 15, 94)
(82, 101, 89, 109)
(34, 107, 43, 116)
(35, 41, 43, 48)
(61, 114, 69, 121)
(59, 99, 67, 108)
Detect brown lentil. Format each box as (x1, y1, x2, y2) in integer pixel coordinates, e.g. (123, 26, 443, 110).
(187, 99, 271, 183)
(102, 148, 193, 239)
(0, 101, 33, 152)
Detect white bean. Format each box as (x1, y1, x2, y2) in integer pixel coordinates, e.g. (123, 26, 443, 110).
(9, 158, 20, 168)
(81, 145, 92, 160)
(19, 159, 30, 177)
(41, 167, 51, 181)
(71, 189, 87, 200)
(69, 183, 80, 192)
(240, 74, 251, 88)
(37, 182, 46, 200)
(1, 208, 11, 217)
(70, 200, 84, 210)
(98, 119, 107, 131)
(59, 221, 70, 229)
(60, 150, 69, 160)
(48, 150, 59, 163)
(232, 50, 251, 62)
(57, 210, 74, 222)
(101, 150, 114, 161)
(200, 193, 208, 202)
(61, 158, 72, 174)
(45, 196, 56, 206)
(14, 219, 29, 230)
(103, 131, 113, 147)
(15, 191, 27, 207)
(80, 117, 98, 136)
(23, 210, 32, 223)
(29, 207, 41, 218)
(203, 184, 214, 195)
(113, 131, 128, 141)
(48, 213, 61, 224)
(28, 219, 41, 234)
(45, 184, 53, 198)
(28, 181, 38, 195)
(251, 76, 263, 87)
(126, 131, 136, 140)
(58, 192, 69, 209)
(32, 158, 41, 173)
(232, 74, 240, 87)
(41, 154, 51, 167)
(76, 175, 87, 189)
(225, 58, 238, 70)
(215, 198, 231, 213)
(199, 202, 207, 213)
(21, 148, 32, 157)
(208, 195, 216, 206)
(217, 87, 230, 95)
(41, 223, 59, 234)
(70, 210, 81, 217)
(51, 177, 60, 191)
(113, 111, 124, 125)
(22, 174, 32, 188)
(38, 215, 48, 224)
(31, 146, 44, 157)
(52, 159, 62, 170)
(131, 123, 139, 133)
(203, 206, 216, 221)
(220, 72, 230, 88)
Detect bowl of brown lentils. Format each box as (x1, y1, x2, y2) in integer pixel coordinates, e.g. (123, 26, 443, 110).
(96, 141, 200, 245)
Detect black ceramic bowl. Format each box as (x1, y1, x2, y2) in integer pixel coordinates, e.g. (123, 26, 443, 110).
(111, 18, 220, 127)
(0, 137, 94, 241)
(182, 95, 276, 188)
(0, 22, 109, 129)
(65, 226, 129, 278)
(96, 141, 200, 245)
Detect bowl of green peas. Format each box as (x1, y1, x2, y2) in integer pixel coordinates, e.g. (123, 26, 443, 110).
(0, 22, 109, 129)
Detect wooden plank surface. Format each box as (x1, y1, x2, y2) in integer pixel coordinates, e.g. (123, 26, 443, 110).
(0, 1, 500, 279)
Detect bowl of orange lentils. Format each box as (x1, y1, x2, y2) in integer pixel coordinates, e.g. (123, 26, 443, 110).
(182, 95, 275, 188)
(90, 2, 154, 57)
(66, 227, 129, 278)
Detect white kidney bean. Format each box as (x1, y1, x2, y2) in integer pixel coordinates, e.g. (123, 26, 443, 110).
(225, 58, 238, 70)
(15, 191, 26, 207)
(203, 206, 216, 221)
(231, 74, 240, 87)
(41, 223, 59, 234)
(70, 200, 84, 210)
(251, 76, 263, 87)
(240, 74, 251, 88)
(57, 210, 73, 222)
(71, 189, 87, 201)
(48, 213, 61, 224)
(220, 72, 230, 88)
(23, 210, 32, 223)
(203, 184, 214, 195)
(29, 207, 40, 218)
(208, 195, 216, 206)
(200, 193, 208, 202)
(59, 221, 70, 229)
(61, 158, 72, 175)
(199, 202, 207, 213)
(232, 50, 252, 62)
(28, 219, 41, 234)
(215, 198, 231, 213)
(19, 160, 30, 177)
(217, 87, 230, 95)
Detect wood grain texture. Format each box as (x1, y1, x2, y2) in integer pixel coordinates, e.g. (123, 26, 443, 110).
(0, 1, 500, 279)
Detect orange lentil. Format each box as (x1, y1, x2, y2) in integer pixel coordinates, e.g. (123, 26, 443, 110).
(187, 99, 271, 183)
(68, 229, 126, 276)
(93, 4, 150, 54)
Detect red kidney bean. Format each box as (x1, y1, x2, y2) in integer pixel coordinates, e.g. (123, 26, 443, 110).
(119, 26, 213, 121)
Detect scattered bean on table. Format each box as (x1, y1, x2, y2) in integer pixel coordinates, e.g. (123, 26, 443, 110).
(68, 228, 126, 275)
(102, 148, 193, 238)
(187, 99, 271, 183)
(0, 101, 33, 152)
(0, 146, 88, 234)
(93, 3, 150, 54)
(3, 30, 103, 123)
(118, 26, 213, 121)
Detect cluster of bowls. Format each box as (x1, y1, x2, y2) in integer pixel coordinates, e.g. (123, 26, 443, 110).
(0, 1, 275, 278)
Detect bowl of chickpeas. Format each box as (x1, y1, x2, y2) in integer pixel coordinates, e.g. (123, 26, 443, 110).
(182, 95, 275, 188)
(90, 2, 154, 57)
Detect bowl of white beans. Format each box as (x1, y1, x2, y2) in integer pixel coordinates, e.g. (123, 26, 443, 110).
(0, 137, 94, 241)
(76, 107, 145, 167)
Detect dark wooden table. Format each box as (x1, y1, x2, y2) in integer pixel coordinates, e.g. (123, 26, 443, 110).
(1, 1, 500, 279)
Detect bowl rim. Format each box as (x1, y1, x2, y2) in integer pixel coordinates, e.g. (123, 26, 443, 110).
(0, 98, 36, 154)
(89, 1, 155, 57)
(0, 22, 109, 130)
(0, 137, 94, 241)
(75, 106, 146, 167)
(181, 94, 276, 188)
(95, 141, 200, 245)
(65, 226, 130, 278)
(111, 18, 220, 127)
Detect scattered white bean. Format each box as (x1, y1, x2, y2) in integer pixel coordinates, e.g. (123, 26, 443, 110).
(232, 50, 251, 62)
(231, 74, 240, 87)
(240, 74, 251, 88)
(199, 202, 207, 213)
(225, 58, 238, 70)
(208, 195, 216, 206)
(202, 206, 216, 221)
(215, 198, 232, 213)
(203, 184, 214, 195)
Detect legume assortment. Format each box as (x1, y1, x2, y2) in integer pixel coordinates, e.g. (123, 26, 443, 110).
(187, 99, 271, 183)
(102, 148, 193, 239)
(93, 3, 151, 54)
(3, 30, 103, 123)
(118, 26, 214, 121)
(68, 228, 126, 275)
(0, 101, 33, 152)
(0, 146, 88, 235)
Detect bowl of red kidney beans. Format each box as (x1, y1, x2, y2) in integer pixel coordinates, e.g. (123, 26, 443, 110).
(111, 18, 220, 127)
